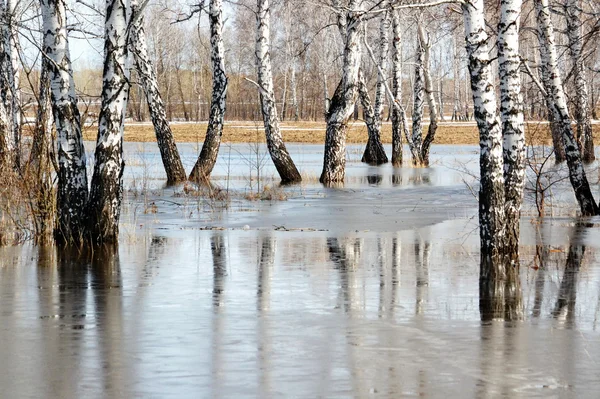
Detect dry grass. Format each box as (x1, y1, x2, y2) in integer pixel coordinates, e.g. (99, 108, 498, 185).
(47, 120, 600, 145)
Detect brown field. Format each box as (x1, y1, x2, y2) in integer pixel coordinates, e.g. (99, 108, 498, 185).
(70, 120, 600, 145)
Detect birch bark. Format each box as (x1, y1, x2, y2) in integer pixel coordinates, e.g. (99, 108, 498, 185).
(320, 1, 362, 184)
(498, 0, 525, 258)
(130, 0, 187, 185)
(0, 0, 15, 168)
(462, 0, 506, 270)
(535, 0, 598, 215)
(358, 69, 387, 165)
(419, 26, 438, 167)
(189, 0, 228, 182)
(255, 0, 301, 183)
(362, 9, 389, 165)
(41, 0, 89, 241)
(86, 0, 131, 243)
(390, 10, 404, 166)
(565, 0, 594, 162)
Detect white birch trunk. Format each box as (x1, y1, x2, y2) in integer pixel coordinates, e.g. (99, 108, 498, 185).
(87, 0, 131, 243)
(358, 69, 388, 165)
(130, 0, 187, 184)
(419, 26, 438, 166)
(390, 10, 404, 166)
(6, 0, 19, 168)
(411, 32, 425, 165)
(41, 0, 89, 241)
(565, 0, 594, 162)
(498, 0, 525, 258)
(255, 0, 301, 183)
(320, 1, 362, 184)
(0, 0, 15, 168)
(535, 0, 598, 215)
(189, 0, 228, 182)
(462, 0, 506, 271)
(362, 9, 389, 165)
(290, 64, 299, 122)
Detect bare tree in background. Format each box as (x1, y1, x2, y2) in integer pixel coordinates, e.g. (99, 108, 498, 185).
(190, 0, 228, 183)
(535, 0, 598, 215)
(130, 0, 187, 185)
(253, 0, 302, 184)
(564, 0, 594, 162)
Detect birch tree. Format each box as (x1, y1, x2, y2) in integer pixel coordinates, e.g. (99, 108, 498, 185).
(254, 0, 301, 184)
(390, 9, 404, 166)
(462, 0, 507, 270)
(534, 0, 598, 215)
(498, 0, 525, 258)
(41, 0, 89, 241)
(130, 0, 186, 185)
(0, 0, 16, 169)
(190, 0, 228, 183)
(320, 0, 362, 184)
(361, 8, 389, 165)
(86, 0, 131, 243)
(564, 0, 594, 162)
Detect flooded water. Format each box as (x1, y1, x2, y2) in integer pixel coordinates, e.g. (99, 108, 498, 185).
(1, 143, 600, 398)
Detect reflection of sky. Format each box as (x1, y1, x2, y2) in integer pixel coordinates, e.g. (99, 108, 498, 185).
(1, 223, 600, 397)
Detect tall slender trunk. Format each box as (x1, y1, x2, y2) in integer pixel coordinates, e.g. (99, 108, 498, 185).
(281, 70, 287, 121)
(419, 26, 438, 167)
(411, 31, 425, 165)
(362, 8, 390, 165)
(535, 0, 598, 215)
(130, 0, 186, 185)
(358, 69, 388, 165)
(255, 0, 301, 183)
(323, 70, 329, 117)
(391, 10, 403, 166)
(189, 0, 228, 182)
(499, 0, 525, 259)
(320, 3, 362, 185)
(31, 57, 55, 241)
(0, 0, 16, 169)
(565, 0, 594, 162)
(86, 0, 131, 243)
(452, 35, 460, 122)
(41, 0, 89, 242)
(463, 0, 506, 270)
(290, 65, 299, 122)
(7, 0, 19, 169)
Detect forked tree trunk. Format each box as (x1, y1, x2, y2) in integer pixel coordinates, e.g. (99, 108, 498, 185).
(419, 26, 438, 167)
(565, 0, 594, 162)
(390, 10, 404, 166)
(498, 0, 525, 260)
(362, 8, 389, 165)
(255, 0, 301, 184)
(463, 0, 507, 270)
(86, 0, 131, 243)
(358, 69, 387, 165)
(320, 3, 362, 185)
(41, 0, 89, 242)
(189, 0, 228, 183)
(535, 0, 598, 216)
(130, 0, 186, 185)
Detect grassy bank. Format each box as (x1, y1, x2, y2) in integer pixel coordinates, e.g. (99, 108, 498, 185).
(75, 120, 600, 145)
